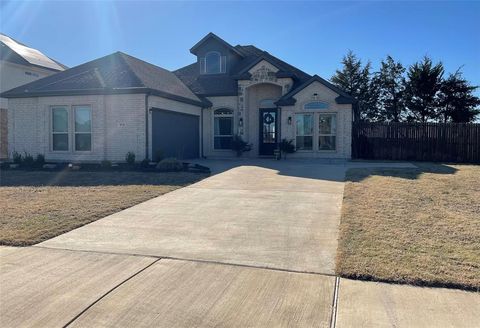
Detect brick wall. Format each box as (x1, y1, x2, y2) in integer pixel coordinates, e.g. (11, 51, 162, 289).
(0, 108, 7, 159)
(7, 94, 146, 162)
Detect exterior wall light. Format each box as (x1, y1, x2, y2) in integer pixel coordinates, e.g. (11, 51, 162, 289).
(287, 116, 292, 125)
(239, 117, 243, 127)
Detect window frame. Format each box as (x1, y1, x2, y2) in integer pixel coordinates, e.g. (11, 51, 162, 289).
(73, 105, 92, 152)
(200, 51, 226, 75)
(294, 113, 314, 151)
(317, 113, 337, 152)
(213, 108, 234, 151)
(51, 106, 70, 152)
(50, 105, 93, 153)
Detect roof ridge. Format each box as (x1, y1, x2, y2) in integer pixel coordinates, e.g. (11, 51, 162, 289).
(117, 52, 146, 88)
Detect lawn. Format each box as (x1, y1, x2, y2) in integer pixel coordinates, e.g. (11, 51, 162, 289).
(337, 163, 480, 291)
(0, 169, 207, 246)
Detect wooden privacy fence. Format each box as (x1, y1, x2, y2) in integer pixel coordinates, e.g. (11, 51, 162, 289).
(352, 122, 480, 163)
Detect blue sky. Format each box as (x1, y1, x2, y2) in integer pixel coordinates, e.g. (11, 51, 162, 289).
(1, 1, 479, 89)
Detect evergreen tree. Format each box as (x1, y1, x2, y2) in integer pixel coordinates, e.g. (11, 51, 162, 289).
(331, 50, 378, 121)
(438, 69, 480, 123)
(404, 57, 444, 122)
(373, 56, 406, 122)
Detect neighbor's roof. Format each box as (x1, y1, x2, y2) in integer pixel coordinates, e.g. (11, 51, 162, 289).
(276, 75, 357, 106)
(1, 52, 208, 107)
(174, 44, 312, 97)
(0, 33, 66, 71)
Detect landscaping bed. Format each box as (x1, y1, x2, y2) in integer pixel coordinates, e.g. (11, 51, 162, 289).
(336, 163, 480, 291)
(0, 169, 208, 246)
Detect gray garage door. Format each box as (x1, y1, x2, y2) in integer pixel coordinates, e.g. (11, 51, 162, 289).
(152, 108, 199, 160)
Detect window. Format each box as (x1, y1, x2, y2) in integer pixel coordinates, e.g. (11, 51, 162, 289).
(52, 107, 69, 151)
(200, 52, 226, 74)
(214, 108, 233, 150)
(304, 101, 329, 110)
(295, 114, 313, 150)
(318, 114, 336, 150)
(74, 106, 92, 151)
(259, 99, 276, 108)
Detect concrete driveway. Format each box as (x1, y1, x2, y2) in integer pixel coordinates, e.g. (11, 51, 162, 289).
(2, 159, 478, 327)
(39, 159, 350, 274)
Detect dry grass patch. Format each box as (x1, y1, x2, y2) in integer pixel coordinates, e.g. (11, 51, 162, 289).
(0, 170, 207, 246)
(337, 163, 480, 291)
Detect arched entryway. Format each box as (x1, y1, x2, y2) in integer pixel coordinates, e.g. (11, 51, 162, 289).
(245, 83, 282, 156)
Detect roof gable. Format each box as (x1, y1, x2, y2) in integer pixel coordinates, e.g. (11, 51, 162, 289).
(276, 75, 357, 106)
(190, 33, 244, 57)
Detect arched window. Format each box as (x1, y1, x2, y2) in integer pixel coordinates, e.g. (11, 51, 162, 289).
(200, 52, 226, 74)
(213, 108, 233, 150)
(304, 101, 329, 110)
(259, 99, 276, 108)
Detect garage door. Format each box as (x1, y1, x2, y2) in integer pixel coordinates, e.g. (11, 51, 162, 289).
(152, 108, 199, 160)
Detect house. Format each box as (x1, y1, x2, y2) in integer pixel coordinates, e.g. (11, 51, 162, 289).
(0, 33, 66, 159)
(1, 33, 356, 162)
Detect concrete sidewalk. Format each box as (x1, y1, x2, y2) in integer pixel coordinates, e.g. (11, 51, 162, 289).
(1, 160, 478, 327)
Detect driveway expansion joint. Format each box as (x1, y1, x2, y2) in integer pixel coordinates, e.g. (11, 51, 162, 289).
(330, 276, 340, 328)
(62, 258, 161, 328)
(34, 245, 338, 278)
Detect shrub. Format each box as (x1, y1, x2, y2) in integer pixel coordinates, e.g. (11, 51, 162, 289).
(125, 152, 135, 165)
(140, 158, 150, 168)
(156, 157, 183, 171)
(100, 160, 112, 168)
(23, 152, 34, 167)
(231, 135, 252, 157)
(279, 139, 296, 159)
(35, 154, 46, 167)
(154, 150, 164, 162)
(12, 151, 22, 164)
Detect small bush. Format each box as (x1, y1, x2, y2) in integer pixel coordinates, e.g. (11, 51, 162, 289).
(231, 135, 252, 157)
(125, 152, 136, 165)
(156, 157, 183, 171)
(101, 160, 112, 168)
(279, 139, 296, 159)
(35, 154, 46, 167)
(12, 151, 22, 164)
(140, 158, 150, 168)
(154, 150, 164, 162)
(23, 152, 34, 167)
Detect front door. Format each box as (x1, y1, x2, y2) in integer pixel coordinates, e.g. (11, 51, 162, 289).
(259, 108, 278, 156)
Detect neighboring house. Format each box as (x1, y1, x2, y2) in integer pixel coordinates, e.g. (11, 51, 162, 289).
(1, 33, 356, 162)
(0, 33, 66, 159)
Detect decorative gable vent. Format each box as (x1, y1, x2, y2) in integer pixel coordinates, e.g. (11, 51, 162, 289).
(304, 101, 329, 110)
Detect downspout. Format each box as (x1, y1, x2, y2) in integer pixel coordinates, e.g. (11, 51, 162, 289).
(201, 107, 205, 158)
(145, 92, 150, 160)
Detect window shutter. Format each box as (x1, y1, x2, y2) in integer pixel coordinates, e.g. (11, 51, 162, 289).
(221, 56, 226, 73)
(200, 57, 206, 74)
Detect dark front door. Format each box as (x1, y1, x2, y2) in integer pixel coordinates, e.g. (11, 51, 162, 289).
(259, 108, 278, 156)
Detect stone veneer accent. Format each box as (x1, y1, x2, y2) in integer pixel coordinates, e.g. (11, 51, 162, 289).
(237, 62, 292, 136)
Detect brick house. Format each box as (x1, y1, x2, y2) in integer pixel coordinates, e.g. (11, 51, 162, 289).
(2, 33, 356, 162)
(0, 33, 66, 159)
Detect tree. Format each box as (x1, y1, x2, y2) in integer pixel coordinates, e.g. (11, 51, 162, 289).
(331, 50, 378, 121)
(373, 56, 406, 122)
(438, 69, 480, 123)
(404, 57, 444, 122)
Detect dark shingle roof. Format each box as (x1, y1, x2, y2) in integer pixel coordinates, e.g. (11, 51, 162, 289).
(276, 75, 357, 106)
(2, 52, 206, 106)
(174, 44, 313, 97)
